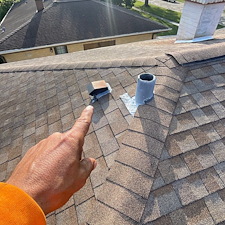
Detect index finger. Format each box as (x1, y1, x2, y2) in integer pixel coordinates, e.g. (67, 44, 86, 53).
(67, 105, 94, 143)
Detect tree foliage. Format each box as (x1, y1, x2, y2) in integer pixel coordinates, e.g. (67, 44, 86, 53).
(0, 0, 14, 22)
(110, 0, 123, 6)
(124, 0, 135, 8)
(105, 0, 135, 8)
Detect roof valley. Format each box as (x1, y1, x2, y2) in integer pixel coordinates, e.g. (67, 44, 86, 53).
(87, 55, 188, 224)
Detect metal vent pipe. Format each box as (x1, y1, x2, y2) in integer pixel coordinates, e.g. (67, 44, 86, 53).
(135, 73, 156, 105)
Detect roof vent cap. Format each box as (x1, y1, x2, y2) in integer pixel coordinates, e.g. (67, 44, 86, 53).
(87, 80, 112, 103)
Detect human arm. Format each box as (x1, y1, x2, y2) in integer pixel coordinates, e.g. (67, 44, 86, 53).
(0, 182, 46, 224)
(0, 105, 96, 223)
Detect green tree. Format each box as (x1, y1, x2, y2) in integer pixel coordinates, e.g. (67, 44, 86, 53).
(111, 0, 123, 6)
(124, 0, 135, 8)
(0, 0, 14, 22)
(105, 0, 135, 8)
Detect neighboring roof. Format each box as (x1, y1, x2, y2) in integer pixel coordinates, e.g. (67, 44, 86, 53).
(1, 30, 225, 224)
(0, 29, 225, 72)
(0, 0, 53, 42)
(0, 0, 168, 52)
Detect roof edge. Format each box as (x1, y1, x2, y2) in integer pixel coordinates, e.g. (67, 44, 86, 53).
(0, 28, 170, 55)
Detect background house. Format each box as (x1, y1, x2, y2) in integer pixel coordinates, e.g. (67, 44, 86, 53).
(0, 0, 169, 63)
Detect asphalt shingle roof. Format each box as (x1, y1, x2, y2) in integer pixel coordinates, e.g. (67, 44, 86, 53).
(0, 0, 168, 51)
(1, 31, 225, 224)
(0, 0, 53, 43)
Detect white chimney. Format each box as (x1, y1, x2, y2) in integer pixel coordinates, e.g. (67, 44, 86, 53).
(176, 0, 225, 42)
(35, 0, 44, 12)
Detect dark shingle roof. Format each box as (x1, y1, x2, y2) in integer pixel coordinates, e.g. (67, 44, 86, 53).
(0, 0, 53, 42)
(0, 0, 168, 51)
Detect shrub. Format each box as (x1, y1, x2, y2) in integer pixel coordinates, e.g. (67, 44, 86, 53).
(104, 0, 135, 7)
(124, 0, 135, 8)
(112, 0, 123, 6)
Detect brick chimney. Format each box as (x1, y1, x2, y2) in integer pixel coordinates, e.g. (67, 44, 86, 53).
(35, 0, 44, 12)
(176, 0, 225, 42)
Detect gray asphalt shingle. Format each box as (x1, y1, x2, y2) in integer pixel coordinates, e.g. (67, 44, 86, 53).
(1, 31, 225, 224)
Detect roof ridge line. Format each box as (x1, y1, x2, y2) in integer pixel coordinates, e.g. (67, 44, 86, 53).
(0, 19, 31, 44)
(0, 56, 161, 73)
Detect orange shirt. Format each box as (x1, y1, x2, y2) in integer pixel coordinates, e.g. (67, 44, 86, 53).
(0, 182, 46, 225)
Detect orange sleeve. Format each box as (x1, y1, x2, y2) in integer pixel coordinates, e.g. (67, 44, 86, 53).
(0, 182, 46, 225)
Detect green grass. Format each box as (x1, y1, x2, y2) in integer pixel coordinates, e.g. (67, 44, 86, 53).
(131, 8, 178, 36)
(217, 24, 225, 29)
(133, 1, 224, 31)
(134, 1, 181, 23)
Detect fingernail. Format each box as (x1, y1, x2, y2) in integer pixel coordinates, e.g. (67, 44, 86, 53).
(93, 160, 97, 170)
(86, 105, 94, 111)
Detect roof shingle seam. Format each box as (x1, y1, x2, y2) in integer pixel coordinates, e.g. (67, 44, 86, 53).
(172, 181, 207, 207)
(157, 151, 223, 181)
(155, 55, 172, 64)
(128, 122, 169, 143)
(121, 141, 164, 160)
(95, 180, 148, 222)
(170, 111, 224, 135)
(140, 183, 183, 223)
(153, 93, 179, 105)
(0, 155, 20, 166)
(135, 111, 173, 129)
(149, 71, 184, 83)
(115, 146, 159, 177)
(185, 73, 225, 84)
(155, 79, 183, 92)
(143, 197, 214, 224)
(94, 199, 139, 224)
(135, 104, 173, 120)
(105, 179, 150, 200)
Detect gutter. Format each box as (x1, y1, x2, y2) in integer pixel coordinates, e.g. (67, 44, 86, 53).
(0, 28, 170, 55)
